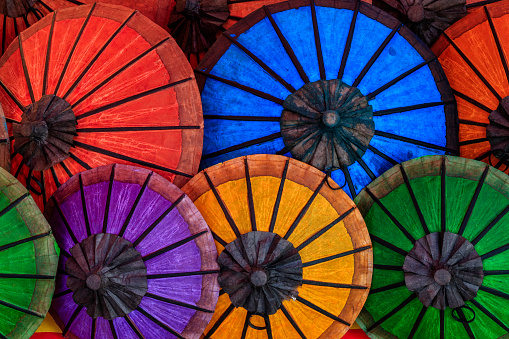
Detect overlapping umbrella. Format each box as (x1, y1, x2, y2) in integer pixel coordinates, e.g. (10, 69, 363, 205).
(46, 164, 219, 339)
(0, 3, 203, 210)
(356, 155, 509, 338)
(0, 104, 8, 171)
(196, 0, 458, 199)
(182, 154, 372, 339)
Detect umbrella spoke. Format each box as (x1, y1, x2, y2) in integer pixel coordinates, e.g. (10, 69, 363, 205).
(401, 166, 430, 235)
(52, 196, 78, 244)
(373, 264, 402, 271)
(296, 207, 355, 251)
(466, 0, 503, 9)
(68, 152, 92, 170)
(484, 270, 509, 275)
(453, 90, 492, 114)
(365, 187, 416, 243)
(0, 273, 54, 279)
(204, 115, 280, 122)
(53, 289, 72, 299)
(262, 6, 309, 84)
(441, 158, 447, 233)
(296, 296, 350, 326)
(0, 192, 28, 219)
(62, 305, 83, 335)
(194, 70, 284, 105)
(74, 141, 193, 178)
(119, 172, 152, 237)
(142, 230, 208, 262)
(108, 319, 118, 339)
(481, 242, 509, 260)
(222, 34, 296, 93)
(283, 176, 327, 240)
(456, 308, 475, 339)
(91, 318, 96, 339)
(368, 145, 398, 166)
(132, 194, 185, 247)
(269, 159, 289, 233)
(370, 281, 406, 294)
(444, 32, 502, 101)
(459, 138, 489, 146)
(76, 126, 201, 133)
(343, 166, 356, 199)
(1, 16, 6, 55)
(472, 203, 509, 245)
(440, 309, 445, 339)
(204, 171, 242, 238)
(42, 13, 56, 95)
(458, 166, 489, 236)
(62, 11, 137, 100)
(79, 174, 91, 237)
(408, 305, 427, 339)
(145, 292, 214, 313)
(338, 0, 360, 79)
(18, 35, 35, 103)
(370, 234, 407, 256)
(487, 5, 509, 80)
(265, 314, 273, 339)
(366, 293, 416, 332)
(101, 164, 115, 233)
(0, 79, 24, 111)
(244, 158, 257, 231)
(137, 306, 184, 339)
(0, 231, 51, 252)
(470, 299, 509, 332)
(302, 245, 371, 267)
(459, 119, 489, 127)
(0, 299, 44, 318)
(124, 314, 145, 339)
(241, 312, 249, 339)
(352, 23, 402, 87)
(211, 231, 228, 247)
(50, 166, 61, 188)
(357, 157, 376, 181)
(202, 132, 282, 160)
(203, 303, 235, 339)
(310, 0, 325, 80)
(301, 279, 366, 289)
(54, 4, 96, 95)
(280, 304, 307, 338)
(146, 270, 219, 279)
(375, 130, 458, 154)
(479, 286, 509, 300)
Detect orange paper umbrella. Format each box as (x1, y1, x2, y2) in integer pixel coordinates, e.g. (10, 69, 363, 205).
(432, 1, 509, 174)
(0, 0, 174, 56)
(0, 3, 203, 211)
(182, 154, 372, 339)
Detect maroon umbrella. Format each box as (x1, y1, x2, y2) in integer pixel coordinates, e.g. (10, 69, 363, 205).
(45, 164, 219, 339)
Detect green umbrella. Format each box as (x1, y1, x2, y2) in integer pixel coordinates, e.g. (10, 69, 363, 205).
(355, 155, 509, 338)
(0, 167, 59, 338)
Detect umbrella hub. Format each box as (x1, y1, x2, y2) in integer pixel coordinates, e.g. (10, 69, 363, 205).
(281, 79, 374, 170)
(403, 232, 483, 310)
(14, 94, 77, 171)
(218, 231, 303, 315)
(65, 233, 148, 320)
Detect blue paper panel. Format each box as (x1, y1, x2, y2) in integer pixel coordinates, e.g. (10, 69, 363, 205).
(201, 78, 283, 117)
(236, 17, 306, 91)
(272, 6, 320, 83)
(374, 106, 447, 146)
(341, 13, 393, 86)
(316, 7, 353, 80)
(369, 135, 445, 164)
(208, 44, 292, 101)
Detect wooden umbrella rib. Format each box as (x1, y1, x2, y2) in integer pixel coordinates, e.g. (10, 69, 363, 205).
(401, 166, 430, 234)
(203, 303, 235, 339)
(146, 270, 219, 279)
(79, 174, 91, 237)
(470, 299, 509, 332)
(212, 230, 228, 247)
(60, 250, 70, 258)
(444, 32, 502, 101)
(1, 16, 6, 55)
(0, 79, 24, 111)
(373, 101, 454, 116)
(480, 286, 509, 300)
(132, 194, 185, 247)
(145, 292, 213, 313)
(343, 166, 357, 199)
(366, 293, 416, 332)
(373, 264, 402, 271)
(62, 306, 83, 335)
(484, 270, 509, 275)
(53, 289, 72, 299)
(0, 273, 54, 279)
(52, 196, 78, 244)
(459, 137, 489, 146)
(296, 296, 350, 326)
(0, 192, 28, 218)
(204, 171, 242, 238)
(357, 157, 376, 181)
(441, 158, 446, 233)
(280, 304, 307, 339)
(353, 23, 402, 88)
(125, 315, 145, 339)
(301, 279, 367, 289)
(370, 281, 405, 294)
(66, 0, 85, 4)
(296, 207, 355, 252)
(50, 167, 61, 188)
(62, 11, 137, 100)
(73, 141, 193, 178)
(370, 234, 407, 256)
(269, 159, 289, 233)
(119, 172, 152, 236)
(13, 162, 23, 179)
(408, 306, 428, 339)
(26, 169, 43, 196)
(37, 0, 53, 12)
(42, 13, 56, 96)
(204, 115, 280, 122)
(457, 308, 475, 339)
(440, 309, 445, 339)
(453, 90, 492, 114)
(466, 0, 503, 8)
(375, 130, 458, 154)
(459, 119, 488, 127)
(13, 19, 18, 37)
(472, 201, 509, 245)
(76, 77, 193, 121)
(71, 37, 170, 109)
(202, 132, 282, 160)
(22, 15, 30, 29)
(60, 161, 73, 179)
(142, 230, 208, 261)
(485, 6, 509, 83)
(310, 0, 325, 80)
(76, 126, 201, 132)
(240, 312, 249, 339)
(0, 231, 51, 252)
(338, 0, 360, 80)
(368, 145, 398, 166)
(480, 243, 509, 260)
(265, 314, 273, 339)
(244, 158, 257, 231)
(283, 176, 327, 240)
(262, 6, 309, 84)
(0, 299, 44, 318)
(54, 4, 96, 96)
(136, 306, 184, 339)
(302, 245, 371, 267)
(458, 166, 490, 236)
(223, 33, 296, 93)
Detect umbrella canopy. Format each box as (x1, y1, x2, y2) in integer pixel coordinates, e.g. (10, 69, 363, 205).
(355, 155, 509, 338)
(0, 3, 203, 211)
(433, 1, 509, 176)
(0, 104, 9, 171)
(182, 154, 372, 339)
(196, 0, 459, 200)
(0, 0, 174, 56)
(0, 167, 59, 339)
(46, 164, 219, 339)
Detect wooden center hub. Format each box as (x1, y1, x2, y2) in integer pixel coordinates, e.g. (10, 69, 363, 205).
(250, 270, 268, 287)
(433, 269, 451, 286)
(86, 274, 102, 291)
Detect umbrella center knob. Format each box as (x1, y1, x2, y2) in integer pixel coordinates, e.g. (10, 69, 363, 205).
(250, 269, 268, 286)
(322, 110, 340, 128)
(19, 121, 48, 140)
(407, 4, 425, 23)
(86, 274, 102, 290)
(433, 269, 451, 286)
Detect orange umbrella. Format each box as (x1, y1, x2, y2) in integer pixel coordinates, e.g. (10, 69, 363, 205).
(0, 3, 203, 210)
(432, 1, 509, 173)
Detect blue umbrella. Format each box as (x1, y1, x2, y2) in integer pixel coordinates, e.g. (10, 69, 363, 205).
(196, 0, 458, 198)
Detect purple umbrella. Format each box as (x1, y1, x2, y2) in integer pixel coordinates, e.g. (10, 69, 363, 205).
(45, 164, 219, 339)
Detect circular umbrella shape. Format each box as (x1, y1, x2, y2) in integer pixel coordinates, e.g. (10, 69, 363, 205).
(0, 167, 59, 339)
(355, 155, 509, 338)
(196, 0, 459, 200)
(0, 3, 203, 211)
(182, 154, 372, 339)
(46, 164, 219, 339)
(0, 0, 174, 57)
(433, 1, 509, 177)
